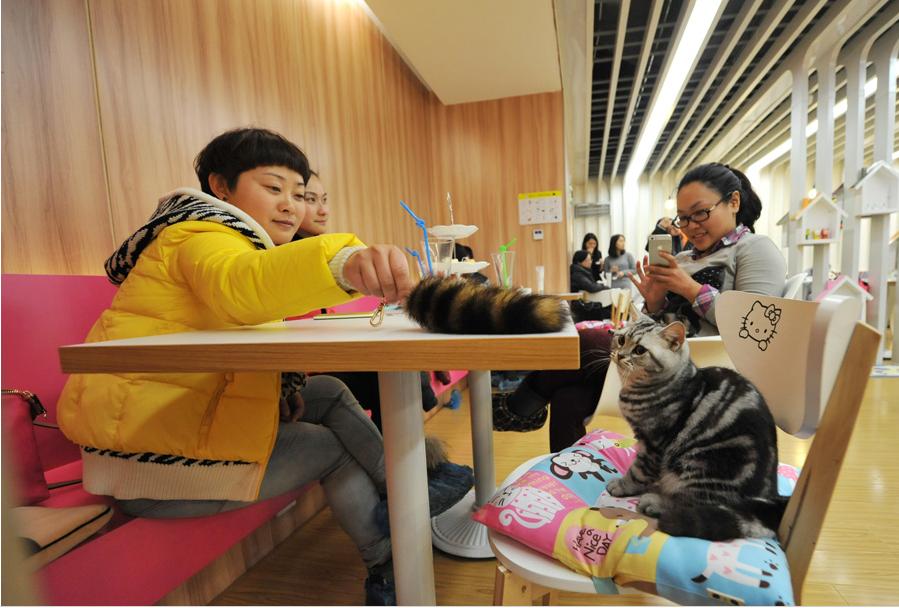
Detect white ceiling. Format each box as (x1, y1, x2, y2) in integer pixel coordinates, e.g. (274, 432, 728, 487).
(361, 0, 562, 105)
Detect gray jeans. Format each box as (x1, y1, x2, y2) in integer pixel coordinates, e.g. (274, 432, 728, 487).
(118, 375, 391, 568)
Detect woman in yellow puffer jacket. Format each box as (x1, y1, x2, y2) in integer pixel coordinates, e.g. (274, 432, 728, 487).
(57, 128, 411, 605)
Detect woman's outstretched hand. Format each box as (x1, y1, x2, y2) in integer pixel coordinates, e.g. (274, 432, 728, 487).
(344, 245, 414, 303)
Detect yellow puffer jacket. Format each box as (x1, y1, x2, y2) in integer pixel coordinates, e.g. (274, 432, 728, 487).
(58, 220, 364, 501)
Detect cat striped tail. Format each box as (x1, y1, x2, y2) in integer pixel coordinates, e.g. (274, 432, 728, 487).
(405, 276, 570, 334)
(658, 496, 789, 541)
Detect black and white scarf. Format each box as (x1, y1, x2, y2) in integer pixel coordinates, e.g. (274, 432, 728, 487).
(104, 188, 274, 286)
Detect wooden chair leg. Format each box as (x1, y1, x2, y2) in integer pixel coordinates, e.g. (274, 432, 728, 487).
(494, 563, 538, 605)
(536, 588, 559, 605)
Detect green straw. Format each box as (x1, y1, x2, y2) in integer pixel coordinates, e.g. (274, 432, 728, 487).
(498, 238, 516, 286)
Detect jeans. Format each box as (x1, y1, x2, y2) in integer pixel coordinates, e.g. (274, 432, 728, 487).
(508, 325, 612, 452)
(118, 375, 391, 568)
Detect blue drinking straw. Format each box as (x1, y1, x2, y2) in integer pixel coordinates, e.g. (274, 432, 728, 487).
(404, 246, 425, 277)
(400, 200, 433, 274)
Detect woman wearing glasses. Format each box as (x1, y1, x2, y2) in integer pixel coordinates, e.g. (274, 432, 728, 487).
(629, 162, 785, 336)
(498, 163, 785, 451)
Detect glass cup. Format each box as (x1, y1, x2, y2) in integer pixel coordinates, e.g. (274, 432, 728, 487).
(435, 237, 455, 275)
(491, 251, 515, 288)
(420, 240, 438, 275)
(422, 237, 455, 275)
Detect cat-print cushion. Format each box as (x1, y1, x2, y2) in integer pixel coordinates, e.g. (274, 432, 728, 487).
(473, 429, 799, 606)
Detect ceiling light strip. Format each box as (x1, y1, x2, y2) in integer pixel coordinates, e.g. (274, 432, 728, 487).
(649, 0, 765, 174)
(610, 0, 663, 179)
(624, 0, 724, 184)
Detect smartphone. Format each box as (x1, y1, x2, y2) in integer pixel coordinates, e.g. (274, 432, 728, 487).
(647, 234, 673, 266)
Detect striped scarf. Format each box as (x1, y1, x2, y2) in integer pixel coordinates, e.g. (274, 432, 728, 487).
(104, 188, 273, 285)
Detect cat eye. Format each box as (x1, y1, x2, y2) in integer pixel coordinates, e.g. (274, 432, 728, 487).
(616, 335, 625, 347)
(633, 345, 647, 355)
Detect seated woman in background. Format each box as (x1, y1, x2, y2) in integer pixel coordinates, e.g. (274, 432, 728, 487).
(581, 232, 604, 282)
(603, 233, 636, 289)
(569, 250, 611, 322)
(500, 162, 786, 452)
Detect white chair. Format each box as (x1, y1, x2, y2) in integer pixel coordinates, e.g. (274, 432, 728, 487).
(490, 292, 881, 605)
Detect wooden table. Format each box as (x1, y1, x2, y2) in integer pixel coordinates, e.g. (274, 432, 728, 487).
(59, 313, 579, 605)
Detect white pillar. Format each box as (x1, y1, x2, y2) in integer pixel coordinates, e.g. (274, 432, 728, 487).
(810, 55, 836, 298)
(868, 33, 898, 363)
(788, 61, 809, 277)
(839, 50, 867, 279)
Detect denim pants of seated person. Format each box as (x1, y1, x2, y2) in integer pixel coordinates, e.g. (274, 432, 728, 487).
(118, 375, 391, 568)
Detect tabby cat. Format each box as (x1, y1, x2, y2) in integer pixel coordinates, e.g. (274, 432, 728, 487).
(405, 276, 569, 334)
(607, 317, 785, 541)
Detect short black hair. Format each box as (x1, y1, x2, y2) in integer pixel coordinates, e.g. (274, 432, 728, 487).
(194, 128, 310, 196)
(572, 250, 590, 265)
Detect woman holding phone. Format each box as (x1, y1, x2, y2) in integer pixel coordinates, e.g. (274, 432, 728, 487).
(629, 162, 785, 336)
(497, 162, 785, 452)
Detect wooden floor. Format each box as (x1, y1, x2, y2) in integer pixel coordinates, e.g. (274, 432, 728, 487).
(215, 374, 899, 606)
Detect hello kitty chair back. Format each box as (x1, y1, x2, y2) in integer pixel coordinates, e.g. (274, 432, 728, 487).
(488, 291, 880, 605)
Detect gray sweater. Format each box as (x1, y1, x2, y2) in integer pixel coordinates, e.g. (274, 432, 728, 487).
(675, 233, 786, 335)
(603, 252, 636, 289)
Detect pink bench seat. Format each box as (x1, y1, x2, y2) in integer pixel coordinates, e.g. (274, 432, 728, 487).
(2, 274, 317, 605)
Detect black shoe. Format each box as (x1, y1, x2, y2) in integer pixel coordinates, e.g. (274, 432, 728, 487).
(364, 565, 396, 606)
(374, 461, 474, 536)
(492, 392, 548, 432)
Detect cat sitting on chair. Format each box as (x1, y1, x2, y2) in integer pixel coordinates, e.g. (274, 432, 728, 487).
(739, 300, 781, 351)
(606, 318, 786, 541)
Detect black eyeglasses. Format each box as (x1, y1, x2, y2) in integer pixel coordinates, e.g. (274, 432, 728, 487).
(672, 194, 731, 229)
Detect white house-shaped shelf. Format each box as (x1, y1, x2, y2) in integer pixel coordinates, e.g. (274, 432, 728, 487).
(776, 212, 791, 248)
(851, 160, 899, 217)
(815, 275, 873, 321)
(794, 194, 846, 246)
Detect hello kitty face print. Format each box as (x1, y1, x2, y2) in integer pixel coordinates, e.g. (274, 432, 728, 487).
(739, 300, 781, 351)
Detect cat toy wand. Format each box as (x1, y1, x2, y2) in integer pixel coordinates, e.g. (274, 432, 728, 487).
(400, 200, 433, 274)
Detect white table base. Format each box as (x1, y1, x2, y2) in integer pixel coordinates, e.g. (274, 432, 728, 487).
(430, 370, 496, 559)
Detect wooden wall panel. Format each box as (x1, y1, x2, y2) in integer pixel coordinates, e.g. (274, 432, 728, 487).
(1, 0, 114, 275)
(87, 0, 433, 249)
(2, 0, 567, 294)
(427, 93, 567, 294)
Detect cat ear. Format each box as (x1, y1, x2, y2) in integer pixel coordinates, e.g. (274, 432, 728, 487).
(660, 321, 686, 350)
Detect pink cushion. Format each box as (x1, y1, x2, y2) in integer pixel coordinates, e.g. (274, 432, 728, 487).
(1, 274, 117, 469)
(474, 429, 799, 605)
(1, 393, 49, 505)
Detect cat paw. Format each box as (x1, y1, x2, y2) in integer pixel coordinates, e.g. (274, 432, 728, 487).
(637, 493, 664, 518)
(605, 478, 631, 497)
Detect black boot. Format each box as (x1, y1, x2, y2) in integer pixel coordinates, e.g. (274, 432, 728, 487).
(364, 559, 396, 605)
(491, 391, 548, 432)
